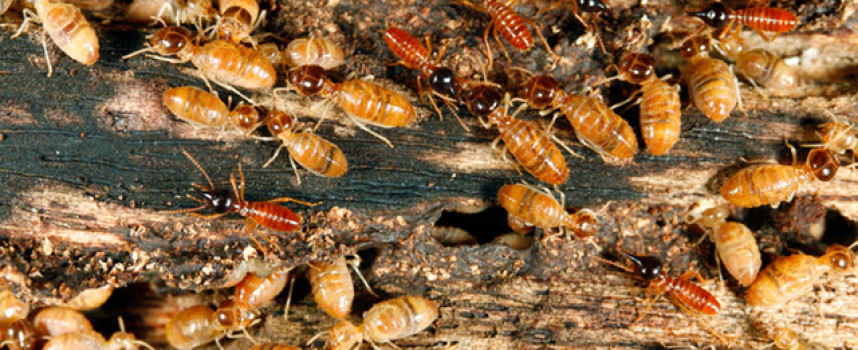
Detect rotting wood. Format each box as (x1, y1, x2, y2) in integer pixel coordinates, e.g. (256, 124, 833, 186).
(0, 0, 857, 348)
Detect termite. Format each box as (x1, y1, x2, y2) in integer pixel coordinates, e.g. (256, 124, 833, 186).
(679, 35, 740, 123)
(33, 306, 93, 337)
(307, 255, 377, 320)
(282, 37, 345, 70)
(163, 150, 316, 253)
(165, 303, 258, 350)
(690, 2, 798, 42)
(384, 26, 465, 128)
(0, 320, 36, 350)
(318, 295, 439, 350)
(213, 0, 262, 45)
(162, 86, 263, 133)
(0, 289, 28, 324)
(685, 204, 761, 286)
(262, 109, 348, 183)
(12, 0, 99, 77)
(284, 64, 417, 148)
(597, 252, 721, 324)
(453, 0, 556, 67)
(802, 112, 857, 159)
(614, 52, 682, 155)
(464, 85, 569, 185)
(125, 0, 215, 27)
(497, 184, 598, 238)
(61, 284, 113, 311)
(42, 318, 155, 350)
(714, 26, 796, 91)
(492, 232, 534, 249)
(720, 147, 839, 208)
(234, 266, 292, 309)
(520, 74, 638, 161)
(431, 226, 478, 245)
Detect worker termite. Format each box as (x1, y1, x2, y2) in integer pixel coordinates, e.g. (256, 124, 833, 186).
(125, 0, 215, 27)
(720, 147, 839, 208)
(0, 320, 36, 350)
(234, 266, 292, 309)
(262, 109, 348, 183)
(123, 27, 276, 98)
(614, 52, 682, 155)
(0, 289, 28, 324)
(384, 26, 466, 128)
(317, 295, 439, 350)
(163, 150, 316, 253)
(307, 255, 377, 320)
(431, 226, 478, 245)
(61, 284, 113, 311)
(679, 35, 740, 123)
(12, 0, 99, 77)
(42, 318, 155, 350)
(464, 85, 569, 185)
(497, 184, 598, 238)
(690, 2, 798, 42)
(33, 306, 93, 337)
(768, 327, 830, 350)
(714, 26, 797, 91)
(596, 252, 722, 337)
(162, 86, 263, 133)
(685, 204, 761, 286)
(803, 112, 857, 160)
(213, 0, 262, 45)
(166, 303, 258, 350)
(519, 74, 638, 161)
(492, 232, 534, 249)
(453, 0, 556, 67)
(284, 65, 417, 148)
(282, 37, 345, 70)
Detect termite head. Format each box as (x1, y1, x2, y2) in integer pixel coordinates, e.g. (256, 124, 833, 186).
(618, 53, 656, 84)
(194, 187, 235, 214)
(620, 252, 663, 281)
(266, 110, 294, 137)
(429, 67, 458, 100)
(328, 320, 363, 350)
(567, 210, 598, 238)
(217, 8, 252, 42)
(523, 75, 559, 109)
(149, 27, 193, 56)
(697, 206, 729, 231)
(689, 3, 730, 28)
(679, 36, 710, 59)
(213, 300, 259, 330)
(819, 121, 856, 154)
(807, 148, 838, 181)
(464, 84, 503, 117)
(230, 103, 261, 130)
(821, 244, 858, 274)
(289, 65, 327, 96)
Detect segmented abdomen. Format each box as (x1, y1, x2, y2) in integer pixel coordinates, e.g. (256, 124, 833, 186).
(639, 80, 681, 155)
(384, 27, 434, 75)
(329, 80, 417, 127)
(486, 0, 533, 50)
(236, 201, 301, 232)
(686, 57, 738, 122)
(559, 95, 638, 160)
(719, 164, 808, 208)
(307, 257, 354, 319)
(735, 49, 796, 89)
(193, 40, 276, 89)
(37, 1, 99, 65)
(497, 184, 565, 228)
(163, 86, 230, 126)
(654, 276, 720, 315)
(286, 132, 348, 177)
(713, 222, 761, 287)
(745, 253, 821, 307)
(732, 7, 797, 35)
(497, 118, 569, 185)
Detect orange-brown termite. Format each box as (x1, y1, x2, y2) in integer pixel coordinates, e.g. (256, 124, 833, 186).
(614, 52, 682, 155)
(284, 65, 417, 148)
(213, 0, 262, 45)
(685, 204, 761, 286)
(679, 35, 740, 123)
(453, 0, 556, 67)
(33, 306, 93, 337)
(307, 255, 377, 320)
(165, 303, 258, 350)
(690, 2, 798, 42)
(745, 243, 857, 307)
(714, 26, 796, 91)
(261, 109, 348, 183)
(234, 266, 292, 309)
(162, 86, 263, 133)
(464, 85, 570, 185)
(61, 284, 113, 311)
(162, 150, 317, 253)
(317, 295, 439, 350)
(384, 26, 466, 128)
(12, 0, 99, 77)
(497, 184, 598, 238)
(431, 226, 478, 245)
(283, 37, 345, 70)
(802, 112, 858, 161)
(519, 74, 638, 161)
(720, 147, 839, 208)
(41, 318, 154, 350)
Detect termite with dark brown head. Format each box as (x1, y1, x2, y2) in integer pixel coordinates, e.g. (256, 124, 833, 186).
(679, 35, 740, 123)
(384, 26, 467, 129)
(261, 109, 348, 184)
(684, 204, 761, 286)
(497, 183, 597, 238)
(689, 2, 798, 42)
(11, 0, 99, 77)
(162, 150, 317, 254)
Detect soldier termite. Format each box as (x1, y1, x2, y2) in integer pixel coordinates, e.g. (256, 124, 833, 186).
(690, 2, 798, 42)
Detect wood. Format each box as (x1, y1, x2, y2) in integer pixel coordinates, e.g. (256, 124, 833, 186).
(0, 0, 856, 348)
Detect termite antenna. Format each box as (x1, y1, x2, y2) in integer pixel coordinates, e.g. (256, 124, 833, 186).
(181, 149, 215, 190)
